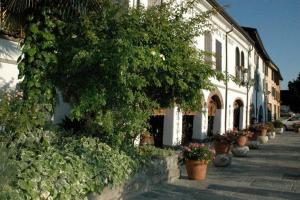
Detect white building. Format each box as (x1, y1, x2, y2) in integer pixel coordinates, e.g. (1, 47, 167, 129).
(0, 33, 21, 89)
(131, 0, 280, 146)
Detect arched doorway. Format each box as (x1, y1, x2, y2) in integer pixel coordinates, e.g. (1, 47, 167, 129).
(207, 93, 223, 136)
(233, 99, 244, 130)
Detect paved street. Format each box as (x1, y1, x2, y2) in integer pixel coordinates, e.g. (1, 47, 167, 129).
(130, 132, 300, 200)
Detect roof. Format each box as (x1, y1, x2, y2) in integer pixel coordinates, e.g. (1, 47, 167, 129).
(242, 27, 283, 80)
(0, 30, 23, 42)
(206, 0, 255, 45)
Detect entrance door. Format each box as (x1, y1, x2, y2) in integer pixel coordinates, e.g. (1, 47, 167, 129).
(148, 116, 164, 147)
(182, 115, 194, 145)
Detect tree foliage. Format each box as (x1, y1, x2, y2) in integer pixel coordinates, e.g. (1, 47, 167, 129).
(288, 73, 300, 112)
(16, 0, 222, 147)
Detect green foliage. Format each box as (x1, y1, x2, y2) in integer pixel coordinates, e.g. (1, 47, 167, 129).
(15, 0, 223, 149)
(273, 120, 284, 128)
(50, 0, 221, 147)
(0, 89, 43, 134)
(0, 142, 17, 199)
(18, 10, 63, 124)
(5, 129, 137, 199)
(288, 73, 300, 112)
(266, 122, 275, 132)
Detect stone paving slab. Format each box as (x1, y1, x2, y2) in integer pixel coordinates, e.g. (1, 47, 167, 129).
(129, 132, 300, 200)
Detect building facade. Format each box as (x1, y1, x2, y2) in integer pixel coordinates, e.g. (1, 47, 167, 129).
(129, 0, 282, 146)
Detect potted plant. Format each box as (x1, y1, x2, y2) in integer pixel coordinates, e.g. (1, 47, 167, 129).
(256, 124, 268, 136)
(273, 120, 284, 134)
(235, 130, 249, 147)
(293, 123, 300, 133)
(266, 122, 276, 139)
(183, 143, 215, 180)
(212, 134, 233, 154)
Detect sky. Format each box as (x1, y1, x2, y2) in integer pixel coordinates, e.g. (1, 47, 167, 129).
(217, 0, 300, 89)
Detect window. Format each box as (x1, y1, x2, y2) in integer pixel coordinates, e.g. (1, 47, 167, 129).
(241, 51, 245, 67)
(235, 47, 240, 78)
(255, 53, 259, 70)
(265, 83, 268, 93)
(265, 65, 268, 76)
(204, 32, 212, 65)
(272, 87, 275, 97)
(272, 70, 275, 81)
(215, 40, 222, 71)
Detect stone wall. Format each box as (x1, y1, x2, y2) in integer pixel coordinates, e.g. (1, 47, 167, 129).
(88, 154, 180, 200)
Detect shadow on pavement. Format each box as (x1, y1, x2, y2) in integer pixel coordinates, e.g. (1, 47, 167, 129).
(207, 184, 300, 200)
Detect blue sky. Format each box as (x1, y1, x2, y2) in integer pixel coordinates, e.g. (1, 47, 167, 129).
(217, 0, 300, 89)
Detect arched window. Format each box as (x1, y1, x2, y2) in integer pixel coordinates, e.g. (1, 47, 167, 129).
(241, 51, 245, 67)
(204, 32, 212, 65)
(235, 47, 240, 67)
(235, 47, 240, 78)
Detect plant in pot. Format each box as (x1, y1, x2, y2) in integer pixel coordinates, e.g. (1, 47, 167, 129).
(266, 122, 276, 139)
(293, 123, 300, 133)
(183, 143, 215, 180)
(256, 124, 268, 136)
(212, 134, 234, 154)
(234, 130, 249, 147)
(273, 120, 284, 134)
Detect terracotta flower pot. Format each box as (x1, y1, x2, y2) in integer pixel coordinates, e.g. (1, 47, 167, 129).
(214, 142, 230, 154)
(185, 160, 208, 180)
(257, 128, 267, 136)
(236, 136, 248, 147)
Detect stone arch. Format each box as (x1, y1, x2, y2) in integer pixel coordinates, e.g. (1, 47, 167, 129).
(207, 89, 224, 136)
(207, 89, 224, 109)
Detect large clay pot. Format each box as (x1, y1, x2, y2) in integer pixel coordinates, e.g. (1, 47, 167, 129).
(236, 136, 248, 147)
(257, 128, 267, 136)
(214, 142, 230, 154)
(185, 160, 208, 180)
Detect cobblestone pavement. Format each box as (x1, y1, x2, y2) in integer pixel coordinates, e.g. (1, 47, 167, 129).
(130, 132, 300, 200)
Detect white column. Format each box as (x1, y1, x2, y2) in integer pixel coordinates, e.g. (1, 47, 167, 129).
(213, 109, 223, 135)
(239, 107, 244, 130)
(163, 106, 183, 146)
(192, 109, 208, 140)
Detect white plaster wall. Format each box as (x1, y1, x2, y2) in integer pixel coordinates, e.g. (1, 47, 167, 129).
(0, 38, 21, 89)
(163, 106, 183, 146)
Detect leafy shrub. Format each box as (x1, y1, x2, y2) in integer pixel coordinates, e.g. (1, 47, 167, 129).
(0, 142, 17, 199)
(273, 120, 284, 128)
(266, 122, 275, 132)
(5, 129, 137, 199)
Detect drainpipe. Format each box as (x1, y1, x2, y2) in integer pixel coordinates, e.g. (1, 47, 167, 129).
(224, 25, 233, 133)
(246, 46, 253, 129)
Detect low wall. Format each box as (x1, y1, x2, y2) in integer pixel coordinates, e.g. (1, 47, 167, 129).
(88, 154, 180, 200)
